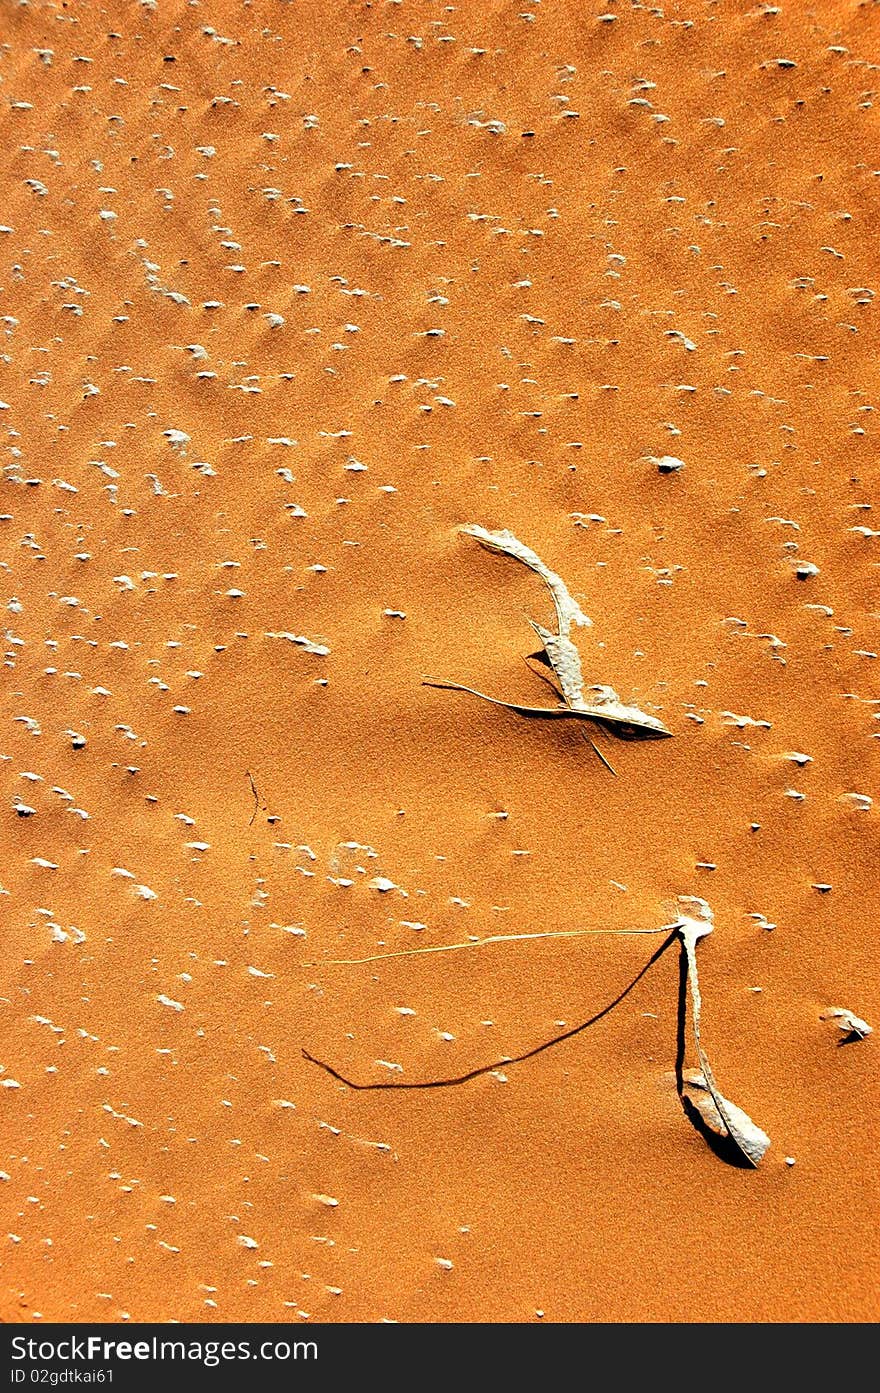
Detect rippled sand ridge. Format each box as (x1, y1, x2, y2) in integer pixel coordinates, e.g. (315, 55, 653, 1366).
(1, 0, 878, 1324)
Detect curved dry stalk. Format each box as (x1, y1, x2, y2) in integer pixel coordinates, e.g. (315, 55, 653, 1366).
(303, 897, 771, 1168)
(587, 735, 618, 775)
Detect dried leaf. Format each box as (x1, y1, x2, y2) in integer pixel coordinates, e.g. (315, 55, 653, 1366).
(460, 524, 592, 637)
(265, 630, 330, 656)
(820, 1007, 872, 1041)
(580, 683, 672, 738)
(677, 897, 771, 1167)
(682, 1070, 769, 1154)
(530, 619, 588, 709)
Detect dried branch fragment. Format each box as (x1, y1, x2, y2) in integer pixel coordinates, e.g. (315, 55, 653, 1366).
(304, 928, 678, 1092)
(677, 897, 771, 1167)
(246, 769, 260, 826)
(425, 525, 672, 738)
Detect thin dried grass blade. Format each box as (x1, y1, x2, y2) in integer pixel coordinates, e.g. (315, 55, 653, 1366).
(587, 735, 618, 775)
(530, 619, 588, 709)
(422, 677, 576, 719)
(423, 676, 671, 737)
(305, 923, 676, 968)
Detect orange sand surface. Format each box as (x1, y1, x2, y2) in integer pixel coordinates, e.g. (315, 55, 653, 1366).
(1, 0, 878, 1324)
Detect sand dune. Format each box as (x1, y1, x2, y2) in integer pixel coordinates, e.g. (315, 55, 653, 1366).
(1, 0, 877, 1323)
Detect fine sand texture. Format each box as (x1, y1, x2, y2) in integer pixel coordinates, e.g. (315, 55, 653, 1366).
(1, 0, 878, 1323)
